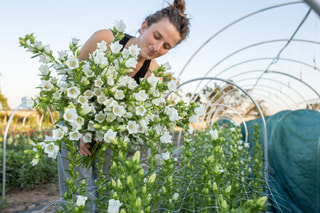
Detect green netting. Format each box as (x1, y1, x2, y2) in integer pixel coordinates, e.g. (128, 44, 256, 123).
(241, 109, 320, 213)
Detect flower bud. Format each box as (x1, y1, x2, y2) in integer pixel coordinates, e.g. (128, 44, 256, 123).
(132, 151, 140, 163)
(127, 175, 133, 187)
(120, 209, 126, 213)
(225, 185, 232, 194)
(221, 200, 228, 211)
(148, 173, 156, 184)
(213, 182, 218, 192)
(256, 196, 268, 207)
(135, 197, 141, 209)
(112, 179, 117, 188)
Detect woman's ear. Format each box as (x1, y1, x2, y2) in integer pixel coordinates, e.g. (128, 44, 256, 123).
(140, 21, 148, 34)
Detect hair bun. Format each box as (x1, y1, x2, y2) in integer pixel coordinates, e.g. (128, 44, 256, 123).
(169, 0, 186, 15)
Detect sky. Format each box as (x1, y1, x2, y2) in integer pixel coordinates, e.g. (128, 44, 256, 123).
(1, 0, 319, 113)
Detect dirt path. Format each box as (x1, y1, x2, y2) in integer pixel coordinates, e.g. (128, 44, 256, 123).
(3, 183, 60, 213)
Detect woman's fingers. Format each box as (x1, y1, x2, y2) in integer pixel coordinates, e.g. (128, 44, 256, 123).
(79, 140, 92, 156)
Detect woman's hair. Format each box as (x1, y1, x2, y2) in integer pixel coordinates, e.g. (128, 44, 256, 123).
(145, 0, 190, 45)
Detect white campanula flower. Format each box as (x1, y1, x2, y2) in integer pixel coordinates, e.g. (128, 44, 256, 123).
(117, 75, 130, 87)
(75, 116, 84, 126)
(34, 41, 43, 49)
(76, 195, 88, 206)
(153, 90, 161, 98)
(94, 52, 108, 67)
(43, 44, 51, 53)
(230, 127, 235, 132)
(127, 120, 139, 134)
(53, 91, 61, 100)
(82, 132, 92, 143)
(71, 37, 80, 45)
(96, 131, 104, 142)
(172, 192, 179, 201)
(244, 142, 250, 148)
(113, 104, 126, 117)
(113, 20, 126, 32)
(153, 124, 163, 135)
(128, 79, 138, 90)
(160, 132, 172, 144)
(167, 80, 177, 91)
(147, 74, 160, 87)
(31, 156, 40, 166)
(80, 103, 91, 115)
(57, 50, 68, 60)
(52, 128, 64, 140)
(110, 41, 123, 54)
(125, 57, 138, 68)
(106, 113, 116, 122)
(165, 106, 179, 122)
(39, 64, 50, 75)
(161, 152, 170, 161)
(87, 121, 95, 131)
(44, 142, 59, 159)
(163, 61, 172, 71)
(124, 112, 132, 119)
(41, 80, 53, 91)
(63, 108, 78, 122)
(189, 115, 198, 123)
(83, 63, 95, 78)
(210, 129, 218, 140)
(104, 129, 117, 143)
(128, 44, 140, 57)
(84, 90, 94, 99)
(67, 87, 80, 99)
(94, 76, 104, 87)
(108, 198, 123, 213)
(95, 111, 106, 123)
(69, 130, 82, 141)
(122, 48, 130, 59)
(188, 125, 194, 134)
(152, 97, 164, 106)
(134, 90, 148, 102)
(97, 95, 107, 105)
(114, 89, 125, 100)
(194, 104, 205, 116)
(39, 54, 51, 64)
(77, 95, 88, 105)
(21, 96, 34, 108)
(135, 105, 146, 116)
(97, 40, 108, 51)
(94, 88, 103, 97)
(66, 57, 79, 70)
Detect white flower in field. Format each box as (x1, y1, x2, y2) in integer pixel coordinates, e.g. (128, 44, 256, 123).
(128, 79, 138, 90)
(75, 116, 84, 126)
(95, 111, 106, 123)
(76, 195, 88, 206)
(43, 44, 51, 53)
(127, 120, 139, 134)
(44, 142, 59, 159)
(134, 90, 148, 102)
(97, 40, 108, 51)
(114, 89, 125, 100)
(58, 50, 68, 60)
(194, 104, 205, 116)
(77, 95, 88, 105)
(67, 87, 80, 99)
(128, 44, 140, 57)
(125, 57, 138, 68)
(83, 63, 94, 77)
(124, 112, 132, 119)
(122, 48, 130, 59)
(66, 57, 79, 70)
(210, 129, 218, 140)
(110, 41, 123, 54)
(106, 113, 116, 122)
(153, 124, 163, 134)
(81, 103, 91, 115)
(72, 37, 80, 45)
(21, 96, 34, 108)
(41, 80, 53, 91)
(152, 97, 165, 106)
(163, 61, 171, 71)
(53, 91, 61, 100)
(238, 146, 243, 151)
(39, 54, 51, 63)
(135, 105, 146, 116)
(172, 192, 179, 201)
(230, 127, 235, 132)
(63, 108, 78, 122)
(94, 88, 103, 97)
(160, 132, 172, 144)
(31, 157, 40, 166)
(34, 41, 43, 49)
(94, 52, 108, 67)
(167, 80, 177, 91)
(165, 107, 179, 122)
(104, 129, 117, 143)
(161, 152, 170, 161)
(113, 104, 126, 117)
(108, 198, 122, 213)
(113, 19, 126, 32)
(39, 64, 50, 75)
(82, 132, 92, 143)
(94, 76, 104, 88)
(52, 128, 64, 140)
(96, 131, 104, 142)
(87, 121, 95, 131)
(244, 142, 250, 148)
(97, 95, 107, 105)
(189, 115, 198, 123)
(153, 90, 161, 97)
(69, 130, 82, 141)
(147, 74, 159, 86)
(84, 90, 94, 99)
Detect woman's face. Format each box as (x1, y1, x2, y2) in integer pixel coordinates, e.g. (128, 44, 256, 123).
(138, 18, 181, 60)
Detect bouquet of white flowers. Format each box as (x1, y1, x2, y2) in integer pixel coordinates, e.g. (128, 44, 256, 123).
(20, 18, 201, 179)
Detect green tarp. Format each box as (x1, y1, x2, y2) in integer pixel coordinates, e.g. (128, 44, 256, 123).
(241, 109, 320, 213)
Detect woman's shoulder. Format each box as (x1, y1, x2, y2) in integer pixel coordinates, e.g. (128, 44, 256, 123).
(90, 29, 114, 43)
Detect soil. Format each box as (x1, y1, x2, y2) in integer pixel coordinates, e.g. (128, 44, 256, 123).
(3, 183, 60, 213)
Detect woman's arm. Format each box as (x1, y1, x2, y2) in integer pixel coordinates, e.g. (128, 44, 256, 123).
(78, 29, 114, 60)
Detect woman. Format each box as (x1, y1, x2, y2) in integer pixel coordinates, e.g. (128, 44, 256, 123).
(58, 0, 190, 210)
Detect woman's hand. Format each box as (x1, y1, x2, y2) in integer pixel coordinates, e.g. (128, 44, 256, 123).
(78, 139, 92, 156)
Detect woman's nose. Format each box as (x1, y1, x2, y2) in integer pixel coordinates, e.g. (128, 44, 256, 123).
(152, 41, 162, 51)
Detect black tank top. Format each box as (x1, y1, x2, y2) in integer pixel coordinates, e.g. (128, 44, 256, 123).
(119, 34, 151, 84)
